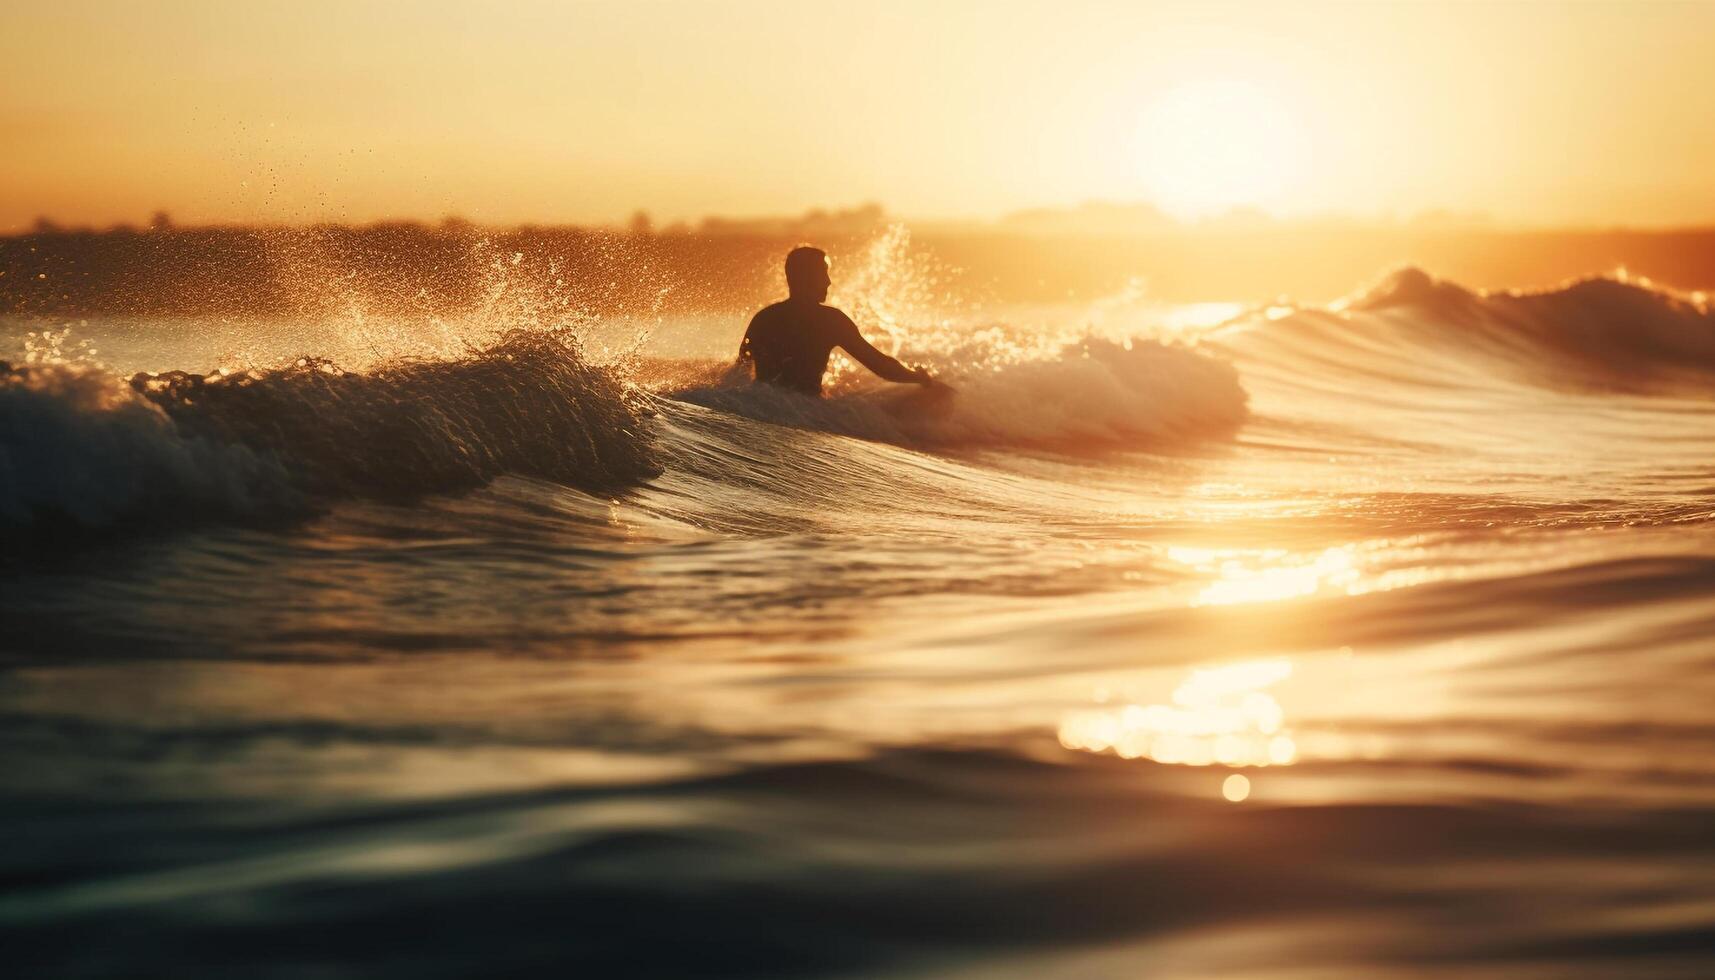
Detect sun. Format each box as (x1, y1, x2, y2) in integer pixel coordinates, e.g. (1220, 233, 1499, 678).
(1134, 78, 1310, 220)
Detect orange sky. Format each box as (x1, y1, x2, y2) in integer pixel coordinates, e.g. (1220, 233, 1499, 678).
(5, 0, 1714, 232)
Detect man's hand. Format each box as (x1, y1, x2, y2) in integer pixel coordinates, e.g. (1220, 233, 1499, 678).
(914, 367, 955, 393)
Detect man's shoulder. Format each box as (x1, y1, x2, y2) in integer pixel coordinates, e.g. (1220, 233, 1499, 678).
(815, 304, 860, 334)
(752, 301, 855, 331)
(746, 302, 790, 336)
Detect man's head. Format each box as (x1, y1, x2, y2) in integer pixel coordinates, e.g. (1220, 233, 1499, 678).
(784, 245, 831, 302)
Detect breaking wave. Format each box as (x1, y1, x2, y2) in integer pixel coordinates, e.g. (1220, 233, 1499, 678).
(673, 335, 1250, 452)
(1, 329, 660, 534)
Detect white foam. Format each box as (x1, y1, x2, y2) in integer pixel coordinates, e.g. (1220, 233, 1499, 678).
(673, 335, 1248, 453)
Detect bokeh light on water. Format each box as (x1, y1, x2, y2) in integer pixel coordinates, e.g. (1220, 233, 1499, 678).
(1059, 658, 1299, 786)
(1221, 773, 1251, 802)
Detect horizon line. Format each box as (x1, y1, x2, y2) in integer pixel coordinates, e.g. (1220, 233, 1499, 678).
(10, 209, 1715, 238)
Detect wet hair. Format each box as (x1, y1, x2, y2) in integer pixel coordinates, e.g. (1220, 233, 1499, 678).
(784, 246, 829, 293)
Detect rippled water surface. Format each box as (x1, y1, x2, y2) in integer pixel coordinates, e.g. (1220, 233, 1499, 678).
(5, 269, 1715, 977)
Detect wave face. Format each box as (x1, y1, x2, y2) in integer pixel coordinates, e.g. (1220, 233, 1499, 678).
(1, 329, 658, 533)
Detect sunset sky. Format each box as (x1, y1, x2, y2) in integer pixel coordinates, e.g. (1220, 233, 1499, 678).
(5, 0, 1714, 231)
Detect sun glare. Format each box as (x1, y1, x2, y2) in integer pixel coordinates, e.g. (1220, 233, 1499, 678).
(1059, 658, 1299, 774)
(1133, 79, 1309, 219)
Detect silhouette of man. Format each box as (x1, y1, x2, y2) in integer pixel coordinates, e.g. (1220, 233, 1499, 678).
(737, 246, 938, 397)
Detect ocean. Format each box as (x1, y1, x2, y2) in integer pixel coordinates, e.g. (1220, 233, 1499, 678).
(4, 250, 1715, 978)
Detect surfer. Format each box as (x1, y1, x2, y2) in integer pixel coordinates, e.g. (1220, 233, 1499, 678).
(737, 246, 943, 397)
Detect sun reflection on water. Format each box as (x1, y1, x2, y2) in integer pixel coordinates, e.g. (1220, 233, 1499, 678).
(1060, 659, 1298, 780)
(1168, 545, 1363, 607)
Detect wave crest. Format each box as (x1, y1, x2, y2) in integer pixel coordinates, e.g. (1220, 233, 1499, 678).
(1341, 266, 1715, 386)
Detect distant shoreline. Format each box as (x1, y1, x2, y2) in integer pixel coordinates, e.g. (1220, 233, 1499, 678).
(6, 223, 1714, 319)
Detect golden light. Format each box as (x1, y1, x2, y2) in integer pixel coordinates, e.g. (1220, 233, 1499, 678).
(1059, 658, 1298, 774)
(1167, 545, 1361, 607)
(1132, 79, 1310, 219)
(1222, 774, 1251, 803)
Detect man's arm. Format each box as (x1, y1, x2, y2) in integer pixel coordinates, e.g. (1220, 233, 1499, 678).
(833, 313, 931, 385)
